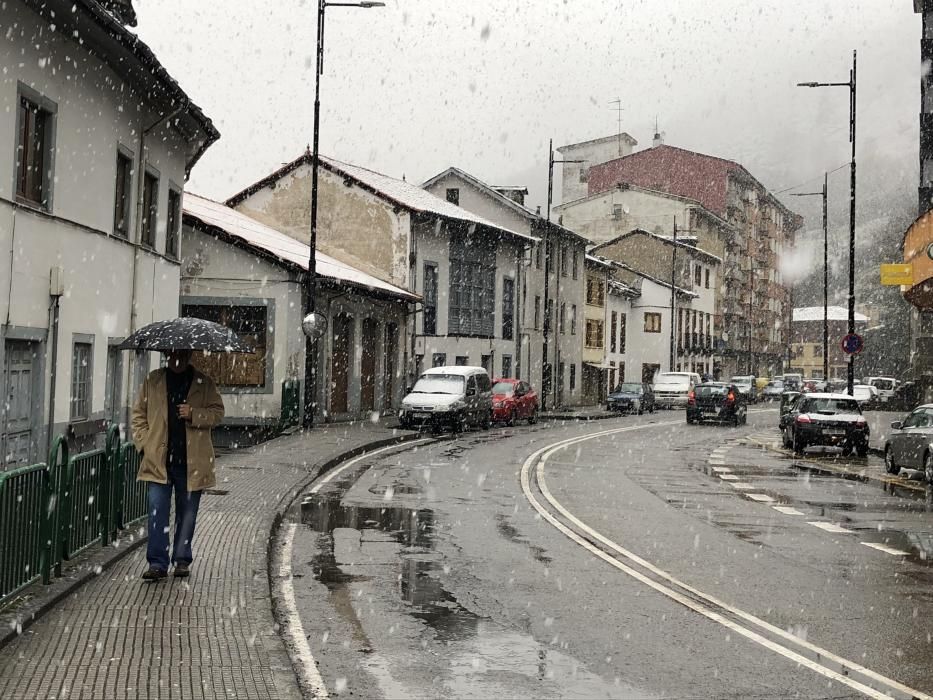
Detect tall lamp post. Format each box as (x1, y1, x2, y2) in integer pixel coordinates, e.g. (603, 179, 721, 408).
(302, 0, 385, 429)
(542, 138, 583, 411)
(791, 173, 829, 381)
(798, 50, 857, 395)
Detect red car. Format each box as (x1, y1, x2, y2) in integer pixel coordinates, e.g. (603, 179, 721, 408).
(491, 378, 539, 425)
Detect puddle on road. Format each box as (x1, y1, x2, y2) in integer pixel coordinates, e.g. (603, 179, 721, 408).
(300, 493, 635, 698)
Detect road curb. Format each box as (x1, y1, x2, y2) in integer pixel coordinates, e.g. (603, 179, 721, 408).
(756, 438, 927, 496)
(264, 431, 436, 699)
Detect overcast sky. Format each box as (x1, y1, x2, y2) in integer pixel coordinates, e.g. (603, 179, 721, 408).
(135, 0, 919, 239)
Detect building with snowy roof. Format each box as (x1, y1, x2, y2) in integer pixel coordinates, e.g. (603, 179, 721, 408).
(0, 0, 218, 464)
(181, 193, 416, 436)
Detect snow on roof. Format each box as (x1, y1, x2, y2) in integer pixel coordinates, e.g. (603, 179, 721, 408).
(793, 306, 869, 323)
(319, 157, 535, 243)
(183, 193, 419, 302)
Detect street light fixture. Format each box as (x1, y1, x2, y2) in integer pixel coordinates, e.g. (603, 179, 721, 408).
(797, 50, 857, 395)
(791, 173, 829, 382)
(303, 0, 384, 429)
(542, 138, 584, 411)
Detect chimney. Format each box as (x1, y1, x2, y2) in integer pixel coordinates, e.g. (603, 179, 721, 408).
(652, 130, 664, 148)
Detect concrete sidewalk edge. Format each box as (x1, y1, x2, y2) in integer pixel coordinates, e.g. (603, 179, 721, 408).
(263, 432, 432, 700)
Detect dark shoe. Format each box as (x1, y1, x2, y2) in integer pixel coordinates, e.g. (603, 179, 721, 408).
(173, 562, 190, 578)
(142, 567, 167, 582)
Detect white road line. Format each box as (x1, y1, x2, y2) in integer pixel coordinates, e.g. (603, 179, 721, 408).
(718, 473, 739, 481)
(807, 521, 854, 534)
(711, 466, 732, 473)
(772, 505, 805, 516)
(746, 493, 775, 503)
(731, 483, 755, 490)
(862, 542, 910, 556)
(519, 424, 932, 700)
(708, 458, 726, 465)
(278, 524, 329, 698)
(308, 439, 431, 494)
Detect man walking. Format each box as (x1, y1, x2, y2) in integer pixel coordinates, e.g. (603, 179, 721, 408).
(131, 350, 224, 581)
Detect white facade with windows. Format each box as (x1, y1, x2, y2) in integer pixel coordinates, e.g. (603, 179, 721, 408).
(0, 0, 217, 465)
(422, 167, 589, 407)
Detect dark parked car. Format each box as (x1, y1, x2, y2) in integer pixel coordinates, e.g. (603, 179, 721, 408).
(491, 378, 539, 425)
(779, 393, 869, 457)
(607, 382, 655, 414)
(686, 382, 747, 426)
(883, 404, 933, 479)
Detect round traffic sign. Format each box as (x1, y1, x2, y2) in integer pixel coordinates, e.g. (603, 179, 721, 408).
(841, 333, 864, 355)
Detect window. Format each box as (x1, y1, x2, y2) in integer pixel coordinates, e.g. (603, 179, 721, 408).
(814, 343, 823, 357)
(71, 341, 93, 421)
(502, 277, 515, 340)
(535, 243, 542, 270)
(694, 264, 702, 285)
(15, 94, 53, 208)
(113, 150, 132, 237)
(705, 268, 710, 289)
(570, 363, 576, 391)
(585, 319, 604, 348)
(613, 204, 623, 220)
(572, 249, 579, 279)
(166, 189, 181, 258)
(432, 353, 447, 368)
(560, 246, 568, 276)
(585, 276, 605, 306)
(560, 303, 566, 335)
(423, 263, 438, 335)
(501, 355, 512, 379)
(448, 234, 495, 337)
(570, 304, 577, 335)
(481, 354, 492, 375)
(619, 313, 627, 353)
(446, 188, 459, 206)
(610, 311, 618, 353)
(534, 295, 541, 330)
(183, 304, 269, 387)
(644, 312, 662, 333)
(578, 168, 588, 183)
(141, 171, 159, 248)
(455, 355, 469, 366)
(105, 345, 123, 424)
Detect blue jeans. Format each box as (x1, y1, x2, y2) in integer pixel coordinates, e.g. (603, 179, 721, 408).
(146, 462, 202, 572)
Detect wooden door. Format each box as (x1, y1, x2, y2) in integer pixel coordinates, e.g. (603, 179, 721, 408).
(360, 319, 377, 412)
(383, 323, 398, 410)
(3, 341, 36, 467)
(330, 314, 353, 414)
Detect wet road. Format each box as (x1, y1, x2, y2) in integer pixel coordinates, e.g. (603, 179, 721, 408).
(281, 410, 933, 698)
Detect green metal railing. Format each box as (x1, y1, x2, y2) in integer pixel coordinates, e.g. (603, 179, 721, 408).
(0, 425, 144, 607)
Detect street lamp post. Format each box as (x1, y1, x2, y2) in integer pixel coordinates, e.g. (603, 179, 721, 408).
(798, 50, 857, 395)
(302, 0, 384, 429)
(542, 138, 584, 411)
(791, 173, 830, 382)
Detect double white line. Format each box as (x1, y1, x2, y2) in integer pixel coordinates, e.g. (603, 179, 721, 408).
(520, 422, 930, 700)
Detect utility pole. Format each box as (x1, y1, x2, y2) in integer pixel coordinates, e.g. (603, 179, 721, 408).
(791, 173, 830, 380)
(797, 50, 857, 395)
(670, 218, 678, 370)
(543, 138, 584, 410)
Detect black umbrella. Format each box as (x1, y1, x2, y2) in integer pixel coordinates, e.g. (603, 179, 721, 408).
(118, 317, 254, 353)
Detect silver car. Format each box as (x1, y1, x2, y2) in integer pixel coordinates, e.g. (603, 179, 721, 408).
(884, 404, 933, 480)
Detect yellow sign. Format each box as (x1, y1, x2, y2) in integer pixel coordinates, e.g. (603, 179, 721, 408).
(880, 263, 912, 286)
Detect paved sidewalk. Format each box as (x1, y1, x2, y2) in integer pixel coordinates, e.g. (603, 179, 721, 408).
(0, 421, 415, 700)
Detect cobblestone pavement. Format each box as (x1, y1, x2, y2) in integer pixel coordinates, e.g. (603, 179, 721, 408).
(0, 421, 412, 700)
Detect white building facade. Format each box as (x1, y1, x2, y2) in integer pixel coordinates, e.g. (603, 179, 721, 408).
(0, 0, 217, 465)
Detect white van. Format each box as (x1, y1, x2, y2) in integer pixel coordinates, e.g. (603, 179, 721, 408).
(399, 366, 493, 432)
(866, 376, 897, 402)
(653, 371, 701, 409)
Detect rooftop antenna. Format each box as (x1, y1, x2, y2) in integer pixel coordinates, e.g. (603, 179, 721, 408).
(609, 98, 623, 156)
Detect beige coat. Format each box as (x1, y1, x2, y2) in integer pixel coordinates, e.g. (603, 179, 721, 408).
(131, 368, 225, 492)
